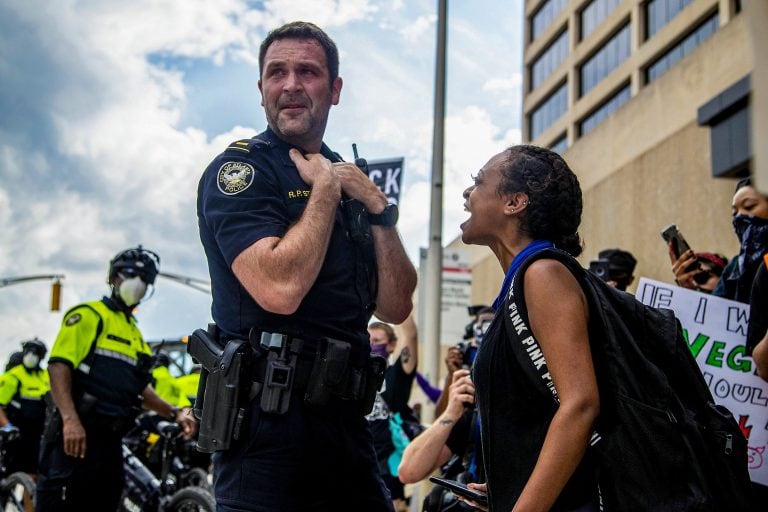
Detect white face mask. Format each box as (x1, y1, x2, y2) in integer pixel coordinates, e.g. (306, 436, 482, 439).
(118, 276, 148, 307)
(22, 353, 40, 369)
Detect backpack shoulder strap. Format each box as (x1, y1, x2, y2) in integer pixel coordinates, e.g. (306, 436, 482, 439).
(502, 248, 583, 404)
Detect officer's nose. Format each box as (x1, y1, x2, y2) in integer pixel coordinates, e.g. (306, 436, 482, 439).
(283, 71, 301, 92)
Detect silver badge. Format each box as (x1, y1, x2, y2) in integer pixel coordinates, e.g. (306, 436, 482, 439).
(65, 313, 82, 326)
(217, 161, 255, 195)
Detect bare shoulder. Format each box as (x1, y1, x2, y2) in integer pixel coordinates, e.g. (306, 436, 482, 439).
(524, 258, 578, 288)
(523, 258, 586, 309)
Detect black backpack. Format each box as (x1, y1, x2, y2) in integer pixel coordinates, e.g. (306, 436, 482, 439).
(505, 248, 752, 511)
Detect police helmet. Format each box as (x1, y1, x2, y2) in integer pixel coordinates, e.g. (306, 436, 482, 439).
(5, 351, 23, 372)
(21, 338, 47, 357)
(108, 245, 160, 285)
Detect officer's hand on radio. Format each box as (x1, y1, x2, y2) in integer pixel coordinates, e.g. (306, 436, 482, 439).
(62, 416, 87, 458)
(289, 149, 340, 199)
(175, 407, 197, 439)
(332, 162, 388, 214)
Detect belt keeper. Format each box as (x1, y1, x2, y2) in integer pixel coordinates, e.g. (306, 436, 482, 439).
(260, 331, 287, 351)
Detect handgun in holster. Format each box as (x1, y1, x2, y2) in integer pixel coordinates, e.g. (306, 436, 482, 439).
(187, 324, 253, 453)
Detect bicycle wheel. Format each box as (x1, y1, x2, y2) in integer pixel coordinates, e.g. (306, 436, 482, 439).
(166, 486, 216, 512)
(180, 467, 211, 491)
(0, 472, 35, 512)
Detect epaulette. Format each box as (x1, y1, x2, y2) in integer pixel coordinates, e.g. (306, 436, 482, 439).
(225, 138, 271, 154)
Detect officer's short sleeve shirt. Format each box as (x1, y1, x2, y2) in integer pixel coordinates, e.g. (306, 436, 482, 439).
(197, 128, 374, 344)
(49, 305, 103, 368)
(0, 373, 19, 406)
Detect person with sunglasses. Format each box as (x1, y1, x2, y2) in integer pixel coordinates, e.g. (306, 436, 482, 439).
(36, 246, 196, 512)
(670, 251, 729, 294)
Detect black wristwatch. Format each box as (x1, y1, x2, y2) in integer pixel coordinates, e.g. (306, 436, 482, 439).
(368, 203, 399, 227)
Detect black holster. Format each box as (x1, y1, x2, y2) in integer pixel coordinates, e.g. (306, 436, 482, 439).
(303, 338, 386, 415)
(187, 325, 254, 453)
(42, 390, 98, 444)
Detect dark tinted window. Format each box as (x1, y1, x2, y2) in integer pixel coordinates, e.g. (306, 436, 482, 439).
(531, 30, 569, 90)
(646, 0, 694, 38)
(530, 82, 568, 140)
(581, 0, 622, 40)
(532, 0, 568, 41)
(580, 23, 631, 96)
(579, 84, 631, 136)
(646, 13, 719, 83)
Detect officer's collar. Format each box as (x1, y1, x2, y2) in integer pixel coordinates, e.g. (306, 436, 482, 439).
(262, 127, 340, 163)
(102, 296, 136, 320)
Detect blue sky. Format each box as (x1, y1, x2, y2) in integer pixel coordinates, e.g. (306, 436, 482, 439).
(0, 0, 523, 359)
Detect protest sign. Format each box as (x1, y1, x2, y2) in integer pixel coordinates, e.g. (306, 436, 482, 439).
(638, 278, 768, 485)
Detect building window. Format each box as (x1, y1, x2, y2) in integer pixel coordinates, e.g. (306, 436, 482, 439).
(579, 23, 631, 97)
(646, 0, 694, 39)
(549, 134, 568, 154)
(531, 30, 569, 90)
(578, 84, 631, 136)
(646, 13, 719, 83)
(531, 0, 568, 41)
(580, 0, 622, 40)
(530, 82, 568, 140)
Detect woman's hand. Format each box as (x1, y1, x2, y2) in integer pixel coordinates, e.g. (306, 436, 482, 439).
(669, 244, 699, 289)
(456, 482, 488, 511)
(445, 369, 475, 419)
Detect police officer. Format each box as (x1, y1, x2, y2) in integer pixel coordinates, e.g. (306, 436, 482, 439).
(197, 21, 417, 511)
(36, 246, 196, 512)
(4, 351, 23, 372)
(0, 338, 50, 475)
(151, 351, 191, 408)
(176, 364, 201, 406)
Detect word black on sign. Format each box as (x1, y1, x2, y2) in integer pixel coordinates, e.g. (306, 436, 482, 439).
(366, 157, 404, 205)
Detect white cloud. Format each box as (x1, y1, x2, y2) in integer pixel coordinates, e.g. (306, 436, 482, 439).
(0, 0, 523, 358)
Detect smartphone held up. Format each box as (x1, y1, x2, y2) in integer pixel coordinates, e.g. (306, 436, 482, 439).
(661, 224, 700, 273)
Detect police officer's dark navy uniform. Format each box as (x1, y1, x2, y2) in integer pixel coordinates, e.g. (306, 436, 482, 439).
(36, 247, 195, 512)
(199, 125, 399, 510)
(0, 338, 50, 475)
(197, 22, 416, 511)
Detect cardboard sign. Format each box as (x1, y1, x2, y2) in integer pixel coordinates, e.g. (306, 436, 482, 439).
(638, 278, 768, 485)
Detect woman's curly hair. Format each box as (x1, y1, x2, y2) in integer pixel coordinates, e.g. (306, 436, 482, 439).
(496, 145, 583, 257)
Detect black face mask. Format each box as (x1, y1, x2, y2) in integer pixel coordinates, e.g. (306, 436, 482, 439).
(725, 215, 768, 301)
(732, 215, 768, 266)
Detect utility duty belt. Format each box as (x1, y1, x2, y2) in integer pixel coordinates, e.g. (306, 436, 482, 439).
(187, 324, 386, 454)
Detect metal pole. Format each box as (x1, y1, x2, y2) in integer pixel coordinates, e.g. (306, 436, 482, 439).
(421, 0, 447, 423)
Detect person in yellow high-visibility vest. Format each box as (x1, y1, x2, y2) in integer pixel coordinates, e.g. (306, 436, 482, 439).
(175, 365, 201, 406)
(0, 338, 50, 476)
(37, 246, 197, 512)
(151, 352, 191, 408)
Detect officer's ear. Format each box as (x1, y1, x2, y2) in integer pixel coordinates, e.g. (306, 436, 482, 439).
(258, 79, 264, 107)
(331, 76, 342, 106)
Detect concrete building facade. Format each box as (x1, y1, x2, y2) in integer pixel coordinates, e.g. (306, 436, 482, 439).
(455, 0, 752, 302)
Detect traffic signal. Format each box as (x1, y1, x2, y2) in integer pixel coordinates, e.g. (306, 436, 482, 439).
(51, 280, 61, 311)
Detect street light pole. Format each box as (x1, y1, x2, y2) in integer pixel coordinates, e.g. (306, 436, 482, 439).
(0, 274, 65, 311)
(422, 0, 448, 423)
